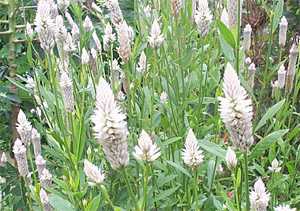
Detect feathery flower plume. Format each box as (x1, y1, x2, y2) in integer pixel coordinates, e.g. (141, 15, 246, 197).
(248, 63, 256, 89)
(81, 48, 90, 64)
(13, 139, 30, 177)
(221, 8, 230, 28)
(40, 168, 52, 188)
(277, 64, 286, 89)
(225, 147, 237, 170)
(92, 78, 129, 169)
(227, 0, 243, 28)
(105, 0, 124, 27)
(182, 129, 204, 169)
(84, 159, 105, 185)
(59, 72, 75, 112)
(103, 23, 116, 51)
(148, 18, 164, 48)
(137, 51, 147, 73)
(219, 63, 254, 150)
(279, 16, 288, 47)
(36, 155, 46, 177)
(250, 178, 270, 211)
(57, 0, 69, 11)
(83, 16, 94, 32)
(194, 0, 213, 36)
(133, 130, 160, 162)
(17, 109, 32, 145)
(274, 205, 296, 211)
(40, 189, 53, 211)
(31, 128, 41, 157)
(171, 0, 182, 17)
(243, 24, 252, 52)
(35, 0, 56, 52)
(117, 22, 132, 62)
(285, 43, 299, 93)
(268, 158, 281, 173)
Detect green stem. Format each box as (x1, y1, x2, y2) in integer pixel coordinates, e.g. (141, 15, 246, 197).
(143, 163, 149, 210)
(244, 151, 250, 211)
(122, 169, 137, 210)
(194, 170, 199, 210)
(236, 0, 241, 73)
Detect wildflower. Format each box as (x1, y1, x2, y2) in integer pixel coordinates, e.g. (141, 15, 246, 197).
(71, 23, 80, 41)
(105, 0, 124, 27)
(285, 43, 299, 93)
(31, 128, 41, 157)
(277, 64, 286, 89)
(35, 0, 56, 52)
(117, 22, 132, 62)
(137, 51, 147, 73)
(245, 57, 252, 65)
(171, 0, 182, 17)
(40, 189, 53, 211)
(84, 160, 105, 185)
(91, 78, 129, 170)
(243, 24, 252, 52)
(160, 91, 168, 103)
(81, 48, 90, 64)
(40, 168, 52, 188)
(227, 0, 243, 28)
(194, 0, 213, 36)
(133, 130, 160, 162)
(219, 63, 254, 150)
(248, 63, 256, 88)
(250, 178, 270, 211)
(16, 109, 32, 145)
(221, 8, 229, 28)
(225, 147, 237, 170)
(92, 32, 102, 52)
(274, 205, 296, 211)
(103, 23, 116, 51)
(36, 155, 46, 177)
(26, 23, 34, 38)
(279, 16, 288, 47)
(148, 18, 164, 48)
(182, 129, 204, 169)
(13, 139, 29, 177)
(0, 153, 7, 167)
(59, 72, 75, 112)
(83, 16, 94, 32)
(268, 158, 281, 173)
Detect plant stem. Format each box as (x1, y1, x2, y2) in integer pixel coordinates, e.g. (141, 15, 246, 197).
(122, 169, 137, 209)
(244, 151, 250, 210)
(143, 163, 149, 210)
(236, 0, 241, 74)
(194, 170, 199, 210)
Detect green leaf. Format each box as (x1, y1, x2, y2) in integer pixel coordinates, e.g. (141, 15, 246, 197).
(271, 0, 284, 33)
(154, 186, 179, 202)
(254, 99, 285, 132)
(48, 194, 76, 211)
(162, 137, 182, 146)
(217, 20, 236, 49)
(250, 129, 289, 159)
(86, 195, 101, 211)
(218, 36, 235, 63)
(166, 160, 191, 178)
(198, 139, 226, 159)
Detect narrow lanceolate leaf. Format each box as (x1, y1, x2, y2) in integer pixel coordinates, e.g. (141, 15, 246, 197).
(166, 160, 191, 178)
(198, 139, 226, 159)
(254, 99, 285, 132)
(48, 194, 76, 211)
(250, 129, 289, 159)
(271, 0, 284, 33)
(217, 20, 236, 49)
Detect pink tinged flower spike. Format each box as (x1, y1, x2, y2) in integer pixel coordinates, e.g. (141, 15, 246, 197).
(83, 159, 105, 185)
(277, 64, 286, 89)
(243, 24, 252, 52)
(268, 158, 281, 173)
(0, 153, 7, 167)
(225, 147, 237, 170)
(148, 18, 164, 48)
(250, 178, 270, 211)
(182, 129, 204, 169)
(279, 16, 288, 47)
(40, 168, 52, 188)
(137, 51, 147, 73)
(103, 23, 116, 51)
(36, 155, 46, 177)
(31, 128, 41, 157)
(117, 21, 132, 63)
(221, 9, 230, 28)
(285, 43, 299, 93)
(274, 205, 296, 211)
(91, 78, 129, 170)
(218, 63, 254, 150)
(26, 23, 34, 38)
(17, 109, 32, 145)
(13, 139, 30, 177)
(83, 16, 94, 32)
(59, 72, 75, 112)
(133, 130, 161, 162)
(194, 0, 213, 36)
(81, 48, 90, 64)
(92, 32, 102, 52)
(105, 0, 124, 27)
(40, 189, 53, 211)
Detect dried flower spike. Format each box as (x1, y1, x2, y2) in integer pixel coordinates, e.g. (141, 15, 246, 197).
(277, 64, 286, 89)
(59, 72, 75, 112)
(279, 16, 288, 47)
(40, 168, 52, 188)
(17, 109, 32, 145)
(117, 22, 132, 62)
(285, 43, 299, 93)
(13, 139, 30, 177)
(106, 0, 124, 27)
(133, 130, 161, 162)
(194, 0, 213, 36)
(243, 24, 252, 52)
